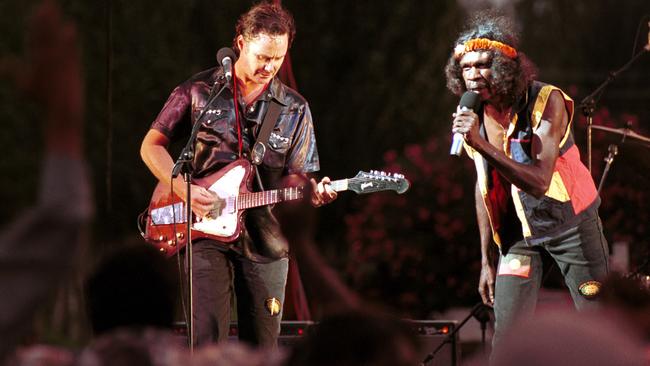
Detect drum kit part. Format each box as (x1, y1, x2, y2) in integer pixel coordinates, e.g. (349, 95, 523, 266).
(590, 124, 650, 146)
(578, 19, 650, 291)
(589, 121, 650, 194)
(590, 122, 650, 285)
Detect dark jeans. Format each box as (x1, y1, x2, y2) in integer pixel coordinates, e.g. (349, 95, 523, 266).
(189, 239, 288, 347)
(492, 214, 609, 351)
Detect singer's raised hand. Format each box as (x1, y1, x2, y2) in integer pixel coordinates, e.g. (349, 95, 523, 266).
(1, 0, 83, 157)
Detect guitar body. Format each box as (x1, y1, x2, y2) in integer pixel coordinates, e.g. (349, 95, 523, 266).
(144, 159, 254, 257)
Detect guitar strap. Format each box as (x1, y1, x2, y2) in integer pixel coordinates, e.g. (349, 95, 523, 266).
(250, 99, 282, 166)
(246, 99, 289, 261)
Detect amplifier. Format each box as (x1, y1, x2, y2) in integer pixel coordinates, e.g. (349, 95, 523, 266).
(174, 319, 458, 365)
(172, 320, 314, 347)
(408, 320, 459, 366)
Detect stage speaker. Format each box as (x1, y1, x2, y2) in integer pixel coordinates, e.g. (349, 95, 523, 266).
(172, 320, 313, 347)
(228, 320, 314, 348)
(276, 320, 314, 348)
(174, 319, 458, 365)
(409, 320, 459, 366)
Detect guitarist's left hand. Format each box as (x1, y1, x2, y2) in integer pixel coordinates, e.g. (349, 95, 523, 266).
(310, 177, 337, 207)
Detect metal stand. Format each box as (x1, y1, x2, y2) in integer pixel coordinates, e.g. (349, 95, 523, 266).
(171, 79, 229, 352)
(421, 302, 492, 366)
(579, 44, 648, 174)
(597, 144, 618, 194)
(474, 302, 491, 350)
(184, 172, 194, 353)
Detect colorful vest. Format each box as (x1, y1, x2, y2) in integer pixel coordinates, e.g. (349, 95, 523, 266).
(465, 81, 599, 247)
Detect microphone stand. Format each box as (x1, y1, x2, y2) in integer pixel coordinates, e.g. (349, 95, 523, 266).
(172, 78, 229, 352)
(474, 302, 491, 350)
(578, 44, 648, 174)
(421, 302, 492, 366)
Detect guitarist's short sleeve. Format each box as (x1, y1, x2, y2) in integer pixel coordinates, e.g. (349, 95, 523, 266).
(285, 103, 320, 174)
(150, 82, 191, 139)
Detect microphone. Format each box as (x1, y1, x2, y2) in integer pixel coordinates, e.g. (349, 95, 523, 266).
(450, 91, 482, 156)
(216, 47, 236, 82)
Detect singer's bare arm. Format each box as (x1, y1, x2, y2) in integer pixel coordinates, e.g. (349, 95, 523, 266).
(453, 91, 568, 198)
(476, 182, 496, 305)
(140, 129, 216, 218)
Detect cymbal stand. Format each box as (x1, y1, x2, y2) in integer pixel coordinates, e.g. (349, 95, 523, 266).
(597, 144, 619, 194)
(579, 41, 648, 174)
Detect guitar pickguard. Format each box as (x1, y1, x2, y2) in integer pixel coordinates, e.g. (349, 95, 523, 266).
(193, 164, 245, 237)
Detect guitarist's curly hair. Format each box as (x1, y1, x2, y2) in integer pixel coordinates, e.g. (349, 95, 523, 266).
(232, 1, 296, 55)
(445, 10, 538, 106)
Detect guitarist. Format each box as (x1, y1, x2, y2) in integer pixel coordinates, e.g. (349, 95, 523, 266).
(140, 2, 336, 347)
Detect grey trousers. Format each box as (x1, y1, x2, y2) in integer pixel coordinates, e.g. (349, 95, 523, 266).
(492, 213, 609, 351)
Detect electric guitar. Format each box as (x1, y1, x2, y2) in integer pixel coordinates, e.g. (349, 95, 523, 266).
(142, 158, 409, 257)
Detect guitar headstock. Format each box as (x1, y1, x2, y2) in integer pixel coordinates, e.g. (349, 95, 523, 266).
(348, 170, 410, 195)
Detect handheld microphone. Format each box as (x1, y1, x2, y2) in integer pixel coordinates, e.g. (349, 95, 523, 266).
(450, 91, 482, 156)
(216, 47, 237, 82)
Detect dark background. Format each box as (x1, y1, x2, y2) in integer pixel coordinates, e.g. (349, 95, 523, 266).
(1, 0, 649, 321)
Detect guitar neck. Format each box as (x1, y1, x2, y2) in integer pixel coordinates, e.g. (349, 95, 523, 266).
(237, 179, 349, 210)
(330, 179, 348, 192)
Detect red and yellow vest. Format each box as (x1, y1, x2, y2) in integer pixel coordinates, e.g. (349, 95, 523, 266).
(465, 82, 599, 247)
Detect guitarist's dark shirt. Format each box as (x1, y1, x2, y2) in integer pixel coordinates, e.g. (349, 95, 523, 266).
(150, 67, 320, 262)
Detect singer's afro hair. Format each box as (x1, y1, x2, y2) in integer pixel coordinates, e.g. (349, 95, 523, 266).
(445, 11, 538, 105)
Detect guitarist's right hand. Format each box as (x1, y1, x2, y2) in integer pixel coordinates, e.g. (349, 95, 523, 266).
(180, 184, 218, 219)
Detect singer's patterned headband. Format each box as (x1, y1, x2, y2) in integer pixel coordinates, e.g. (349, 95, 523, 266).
(454, 38, 518, 60)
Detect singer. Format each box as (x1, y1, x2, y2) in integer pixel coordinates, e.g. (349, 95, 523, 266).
(446, 12, 609, 354)
(140, 2, 336, 347)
